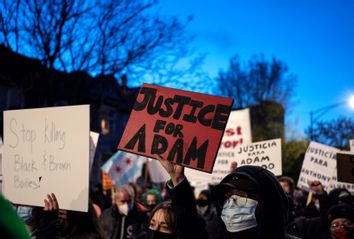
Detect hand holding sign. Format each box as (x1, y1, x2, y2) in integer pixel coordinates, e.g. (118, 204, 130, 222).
(118, 84, 233, 173)
(44, 193, 59, 211)
(156, 154, 185, 186)
(308, 180, 325, 195)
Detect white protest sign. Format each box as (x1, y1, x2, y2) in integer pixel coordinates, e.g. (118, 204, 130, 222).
(350, 139, 354, 152)
(235, 138, 282, 175)
(89, 132, 99, 172)
(0, 137, 3, 192)
(185, 108, 252, 186)
(0, 137, 3, 178)
(3, 105, 90, 212)
(297, 142, 338, 191)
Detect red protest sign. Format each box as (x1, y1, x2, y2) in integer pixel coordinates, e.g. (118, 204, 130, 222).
(118, 84, 233, 173)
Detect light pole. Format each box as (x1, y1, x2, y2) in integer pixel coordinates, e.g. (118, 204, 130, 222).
(309, 96, 354, 141)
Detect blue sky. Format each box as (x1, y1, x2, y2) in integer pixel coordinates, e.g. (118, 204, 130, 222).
(157, 0, 354, 138)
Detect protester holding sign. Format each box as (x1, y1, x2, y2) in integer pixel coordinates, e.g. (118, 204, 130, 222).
(211, 165, 299, 239)
(118, 84, 233, 173)
(148, 154, 208, 239)
(30, 193, 105, 238)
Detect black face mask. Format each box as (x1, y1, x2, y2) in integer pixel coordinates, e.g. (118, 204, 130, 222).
(196, 199, 210, 207)
(147, 229, 175, 239)
(147, 204, 157, 211)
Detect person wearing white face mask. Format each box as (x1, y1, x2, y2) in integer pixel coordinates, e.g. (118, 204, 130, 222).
(100, 184, 148, 239)
(212, 165, 300, 239)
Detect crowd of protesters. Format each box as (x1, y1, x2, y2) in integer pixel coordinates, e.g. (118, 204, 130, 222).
(1, 156, 353, 239)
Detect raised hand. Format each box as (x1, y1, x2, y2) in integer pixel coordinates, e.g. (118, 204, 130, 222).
(308, 180, 325, 195)
(44, 193, 59, 211)
(156, 154, 185, 186)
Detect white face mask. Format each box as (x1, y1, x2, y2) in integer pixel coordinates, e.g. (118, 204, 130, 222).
(118, 203, 129, 216)
(221, 194, 258, 232)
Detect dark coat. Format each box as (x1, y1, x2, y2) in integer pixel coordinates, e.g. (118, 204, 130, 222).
(166, 178, 209, 239)
(212, 165, 301, 239)
(100, 202, 147, 239)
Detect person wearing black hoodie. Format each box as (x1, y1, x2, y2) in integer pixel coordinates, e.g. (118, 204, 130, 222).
(211, 165, 299, 239)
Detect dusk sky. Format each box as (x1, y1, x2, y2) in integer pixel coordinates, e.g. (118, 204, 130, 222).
(157, 0, 354, 138)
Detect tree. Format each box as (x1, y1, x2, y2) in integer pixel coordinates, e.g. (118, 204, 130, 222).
(283, 140, 308, 182)
(0, 0, 194, 78)
(306, 116, 354, 150)
(217, 54, 297, 110)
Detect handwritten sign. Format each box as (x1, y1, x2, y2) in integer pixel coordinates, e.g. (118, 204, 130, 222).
(185, 108, 252, 184)
(350, 139, 354, 152)
(233, 138, 282, 175)
(297, 141, 338, 191)
(118, 84, 233, 173)
(3, 105, 90, 212)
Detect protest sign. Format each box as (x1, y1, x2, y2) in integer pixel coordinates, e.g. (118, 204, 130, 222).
(336, 152, 354, 184)
(350, 139, 354, 152)
(0, 137, 3, 192)
(185, 108, 252, 184)
(233, 138, 282, 175)
(0, 137, 3, 178)
(89, 131, 99, 172)
(118, 84, 233, 173)
(328, 169, 354, 194)
(3, 105, 90, 212)
(297, 142, 338, 191)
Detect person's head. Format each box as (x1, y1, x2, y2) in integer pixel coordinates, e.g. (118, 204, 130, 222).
(148, 201, 177, 239)
(278, 176, 295, 196)
(196, 190, 212, 215)
(143, 189, 163, 210)
(329, 188, 353, 206)
(328, 204, 354, 239)
(115, 184, 135, 216)
(212, 165, 288, 239)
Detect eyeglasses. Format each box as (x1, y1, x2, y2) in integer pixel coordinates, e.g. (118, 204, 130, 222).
(330, 221, 353, 230)
(217, 189, 249, 208)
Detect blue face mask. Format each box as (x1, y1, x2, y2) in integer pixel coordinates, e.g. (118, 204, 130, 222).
(221, 194, 258, 232)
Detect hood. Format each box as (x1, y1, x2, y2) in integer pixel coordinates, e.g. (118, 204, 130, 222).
(212, 165, 289, 238)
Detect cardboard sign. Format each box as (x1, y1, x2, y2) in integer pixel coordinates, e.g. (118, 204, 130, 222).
(89, 131, 99, 172)
(336, 152, 354, 184)
(118, 84, 233, 173)
(350, 139, 354, 152)
(0, 137, 3, 192)
(328, 168, 354, 194)
(297, 142, 338, 191)
(3, 105, 90, 212)
(185, 108, 252, 184)
(235, 138, 282, 175)
(0, 137, 3, 179)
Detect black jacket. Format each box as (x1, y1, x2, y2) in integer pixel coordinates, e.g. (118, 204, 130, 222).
(100, 202, 147, 239)
(212, 165, 300, 239)
(166, 178, 209, 239)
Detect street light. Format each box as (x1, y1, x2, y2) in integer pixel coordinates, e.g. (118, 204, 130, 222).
(309, 95, 354, 141)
